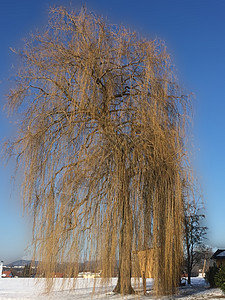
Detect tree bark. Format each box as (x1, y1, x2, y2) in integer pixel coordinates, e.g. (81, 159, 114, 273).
(187, 243, 191, 284)
(113, 226, 134, 294)
(114, 206, 134, 294)
(142, 271, 147, 295)
(184, 214, 191, 285)
(113, 163, 134, 294)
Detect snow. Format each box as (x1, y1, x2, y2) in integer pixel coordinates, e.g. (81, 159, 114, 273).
(218, 251, 225, 257)
(0, 277, 224, 300)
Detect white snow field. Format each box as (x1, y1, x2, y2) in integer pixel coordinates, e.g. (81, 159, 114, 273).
(0, 277, 224, 300)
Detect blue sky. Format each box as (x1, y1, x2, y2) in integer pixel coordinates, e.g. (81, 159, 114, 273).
(1, 0, 225, 262)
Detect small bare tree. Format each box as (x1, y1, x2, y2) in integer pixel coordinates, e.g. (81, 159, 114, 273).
(184, 199, 207, 284)
(6, 7, 192, 295)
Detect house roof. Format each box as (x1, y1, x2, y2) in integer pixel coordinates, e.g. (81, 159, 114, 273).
(54, 272, 64, 278)
(218, 251, 225, 257)
(211, 249, 225, 259)
(2, 270, 13, 277)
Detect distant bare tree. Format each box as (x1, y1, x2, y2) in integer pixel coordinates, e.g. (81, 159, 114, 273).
(184, 199, 207, 284)
(6, 7, 192, 295)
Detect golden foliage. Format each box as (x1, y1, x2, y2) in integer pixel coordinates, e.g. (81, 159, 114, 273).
(7, 7, 192, 295)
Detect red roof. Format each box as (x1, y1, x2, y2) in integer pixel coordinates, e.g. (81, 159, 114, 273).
(2, 270, 13, 277)
(54, 272, 64, 278)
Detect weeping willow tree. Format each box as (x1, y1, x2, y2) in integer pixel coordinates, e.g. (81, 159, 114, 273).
(6, 6, 191, 295)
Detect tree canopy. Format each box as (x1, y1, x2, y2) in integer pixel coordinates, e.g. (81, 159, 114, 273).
(7, 6, 192, 295)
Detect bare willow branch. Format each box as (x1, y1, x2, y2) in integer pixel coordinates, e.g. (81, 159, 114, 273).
(6, 6, 192, 296)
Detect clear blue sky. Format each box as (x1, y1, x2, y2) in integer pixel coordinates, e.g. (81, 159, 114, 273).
(1, 0, 225, 263)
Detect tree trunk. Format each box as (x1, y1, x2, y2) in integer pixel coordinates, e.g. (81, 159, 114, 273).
(202, 258, 206, 277)
(187, 246, 191, 284)
(142, 271, 147, 295)
(113, 204, 134, 294)
(184, 216, 191, 285)
(113, 259, 134, 294)
(113, 163, 134, 294)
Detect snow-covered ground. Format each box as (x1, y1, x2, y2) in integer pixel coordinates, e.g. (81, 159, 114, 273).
(0, 277, 224, 300)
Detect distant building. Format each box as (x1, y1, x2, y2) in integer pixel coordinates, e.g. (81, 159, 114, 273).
(53, 272, 64, 278)
(2, 270, 13, 278)
(0, 261, 3, 278)
(78, 271, 101, 278)
(211, 249, 225, 267)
